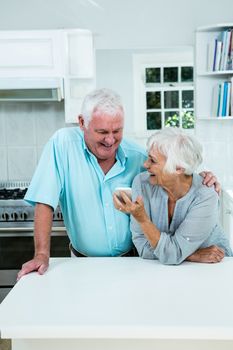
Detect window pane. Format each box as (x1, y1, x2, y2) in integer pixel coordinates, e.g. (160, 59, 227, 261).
(165, 112, 180, 127)
(145, 68, 160, 83)
(181, 67, 193, 82)
(147, 112, 162, 130)
(164, 91, 179, 108)
(181, 111, 194, 129)
(146, 91, 161, 109)
(164, 67, 178, 83)
(182, 90, 193, 108)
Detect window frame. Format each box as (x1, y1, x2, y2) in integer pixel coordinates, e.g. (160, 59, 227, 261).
(133, 48, 194, 137)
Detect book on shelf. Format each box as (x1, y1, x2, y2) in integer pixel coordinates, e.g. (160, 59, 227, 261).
(221, 30, 232, 71)
(228, 31, 233, 70)
(219, 31, 226, 71)
(215, 41, 223, 71)
(212, 81, 232, 117)
(207, 29, 233, 72)
(212, 84, 220, 116)
(226, 82, 231, 116)
(208, 39, 217, 71)
(219, 82, 225, 116)
(222, 81, 229, 116)
(231, 77, 233, 116)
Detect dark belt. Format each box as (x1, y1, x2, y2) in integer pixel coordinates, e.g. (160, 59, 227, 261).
(69, 243, 138, 257)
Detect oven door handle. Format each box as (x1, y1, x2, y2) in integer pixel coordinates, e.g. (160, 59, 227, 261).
(0, 228, 33, 237)
(0, 227, 67, 237)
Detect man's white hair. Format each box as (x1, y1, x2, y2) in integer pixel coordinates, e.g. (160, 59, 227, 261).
(81, 88, 124, 125)
(147, 127, 203, 175)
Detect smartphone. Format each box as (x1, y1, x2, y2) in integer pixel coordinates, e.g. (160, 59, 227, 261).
(114, 187, 132, 201)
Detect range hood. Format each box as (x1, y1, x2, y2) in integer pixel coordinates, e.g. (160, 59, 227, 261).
(0, 77, 64, 102)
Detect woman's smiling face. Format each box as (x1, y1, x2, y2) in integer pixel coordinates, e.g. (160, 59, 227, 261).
(144, 147, 169, 185)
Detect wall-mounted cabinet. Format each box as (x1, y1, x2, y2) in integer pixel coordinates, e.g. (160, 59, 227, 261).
(0, 30, 63, 77)
(0, 29, 96, 123)
(195, 24, 233, 120)
(63, 29, 95, 123)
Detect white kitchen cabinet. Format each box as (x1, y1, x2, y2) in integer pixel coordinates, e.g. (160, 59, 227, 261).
(195, 23, 233, 120)
(0, 29, 96, 123)
(0, 30, 63, 77)
(63, 29, 95, 123)
(222, 190, 233, 250)
(66, 30, 94, 78)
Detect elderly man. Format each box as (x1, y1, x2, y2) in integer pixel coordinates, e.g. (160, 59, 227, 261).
(18, 88, 222, 279)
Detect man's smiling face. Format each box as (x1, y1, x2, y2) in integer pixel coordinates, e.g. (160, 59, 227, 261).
(79, 108, 124, 162)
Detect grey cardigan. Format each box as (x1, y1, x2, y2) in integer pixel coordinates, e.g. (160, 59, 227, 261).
(131, 172, 232, 264)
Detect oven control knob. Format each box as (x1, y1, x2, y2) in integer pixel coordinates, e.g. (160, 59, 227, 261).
(11, 212, 18, 221)
(2, 212, 9, 221)
(21, 212, 28, 220)
(57, 211, 63, 220)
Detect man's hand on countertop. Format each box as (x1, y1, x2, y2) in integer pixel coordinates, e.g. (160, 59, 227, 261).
(17, 253, 49, 280)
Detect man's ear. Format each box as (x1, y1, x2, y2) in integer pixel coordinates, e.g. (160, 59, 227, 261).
(78, 115, 85, 130)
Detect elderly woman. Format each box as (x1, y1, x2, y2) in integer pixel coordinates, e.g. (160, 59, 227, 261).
(113, 128, 232, 265)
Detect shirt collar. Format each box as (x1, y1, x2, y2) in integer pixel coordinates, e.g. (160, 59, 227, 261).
(116, 143, 127, 166)
(81, 133, 127, 165)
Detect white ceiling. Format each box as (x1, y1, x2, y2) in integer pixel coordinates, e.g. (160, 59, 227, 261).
(1, 0, 233, 49)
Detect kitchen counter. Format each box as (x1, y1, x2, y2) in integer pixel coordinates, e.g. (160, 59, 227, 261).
(0, 257, 233, 350)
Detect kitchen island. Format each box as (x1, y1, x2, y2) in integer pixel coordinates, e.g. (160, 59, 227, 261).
(0, 257, 233, 350)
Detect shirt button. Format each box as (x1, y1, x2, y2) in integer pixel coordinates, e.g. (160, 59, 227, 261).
(106, 203, 109, 207)
(109, 226, 113, 230)
(186, 237, 190, 241)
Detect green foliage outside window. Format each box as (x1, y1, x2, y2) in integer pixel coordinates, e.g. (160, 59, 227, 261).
(182, 111, 195, 129)
(165, 113, 179, 127)
(165, 111, 194, 129)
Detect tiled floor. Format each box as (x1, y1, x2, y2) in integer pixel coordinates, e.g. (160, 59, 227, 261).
(0, 339, 11, 350)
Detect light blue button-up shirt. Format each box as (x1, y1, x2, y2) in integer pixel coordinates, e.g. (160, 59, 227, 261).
(131, 172, 232, 264)
(25, 127, 146, 256)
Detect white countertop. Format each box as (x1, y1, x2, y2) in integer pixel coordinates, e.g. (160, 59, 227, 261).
(0, 257, 233, 340)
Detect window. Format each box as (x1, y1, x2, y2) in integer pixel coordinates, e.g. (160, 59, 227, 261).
(145, 65, 194, 130)
(133, 49, 194, 136)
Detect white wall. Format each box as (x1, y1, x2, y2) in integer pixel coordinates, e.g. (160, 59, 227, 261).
(0, 102, 65, 182)
(1, 0, 233, 184)
(96, 47, 193, 137)
(195, 121, 233, 188)
(96, 49, 162, 135)
(0, 0, 233, 49)
(96, 50, 133, 133)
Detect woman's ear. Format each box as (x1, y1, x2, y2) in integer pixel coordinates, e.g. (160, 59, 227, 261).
(176, 166, 185, 174)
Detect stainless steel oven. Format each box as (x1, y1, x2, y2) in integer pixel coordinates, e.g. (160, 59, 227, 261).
(0, 182, 70, 302)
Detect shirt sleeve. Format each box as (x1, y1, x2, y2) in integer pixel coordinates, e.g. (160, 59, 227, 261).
(154, 189, 219, 264)
(24, 133, 64, 211)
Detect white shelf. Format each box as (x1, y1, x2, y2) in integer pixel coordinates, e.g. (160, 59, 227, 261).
(195, 23, 233, 119)
(197, 116, 233, 120)
(196, 23, 233, 32)
(197, 70, 233, 76)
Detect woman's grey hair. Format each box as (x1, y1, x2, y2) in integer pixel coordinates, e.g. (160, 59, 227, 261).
(147, 128, 203, 175)
(81, 88, 124, 125)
